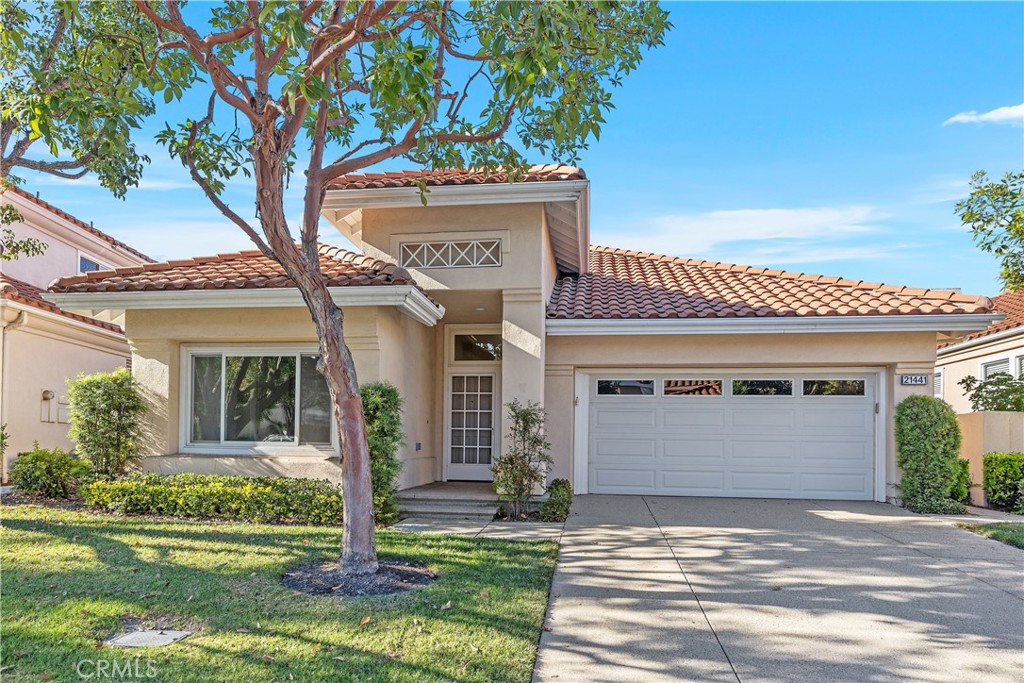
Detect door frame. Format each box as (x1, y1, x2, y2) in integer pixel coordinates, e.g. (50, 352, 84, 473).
(573, 366, 887, 501)
(442, 324, 502, 482)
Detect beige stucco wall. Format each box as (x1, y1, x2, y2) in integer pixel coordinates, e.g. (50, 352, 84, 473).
(937, 332, 1024, 414)
(544, 330, 939, 500)
(1, 307, 129, 478)
(957, 411, 1024, 506)
(125, 305, 437, 490)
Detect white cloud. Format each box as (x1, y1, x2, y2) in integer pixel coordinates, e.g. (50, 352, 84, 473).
(943, 103, 1024, 127)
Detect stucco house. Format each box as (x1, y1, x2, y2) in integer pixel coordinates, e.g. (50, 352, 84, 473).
(46, 166, 999, 503)
(1, 186, 154, 478)
(936, 290, 1024, 414)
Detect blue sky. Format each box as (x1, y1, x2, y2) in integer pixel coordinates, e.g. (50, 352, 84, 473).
(21, 1, 1024, 296)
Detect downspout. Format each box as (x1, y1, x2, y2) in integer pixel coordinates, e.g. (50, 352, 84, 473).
(0, 308, 28, 482)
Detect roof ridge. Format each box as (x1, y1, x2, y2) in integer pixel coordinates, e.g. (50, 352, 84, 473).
(589, 245, 989, 306)
(1, 185, 155, 263)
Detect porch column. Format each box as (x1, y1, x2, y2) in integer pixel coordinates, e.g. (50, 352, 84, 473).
(501, 288, 547, 453)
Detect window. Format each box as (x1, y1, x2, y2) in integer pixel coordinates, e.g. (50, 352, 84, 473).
(933, 371, 943, 399)
(453, 334, 502, 362)
(663, 379, 723, 396)
(597, 380, 654, 396)
(982, 358, 1011, 380)
(732, 379, 793, 396)
(802, 380, 866, 397)
(400, 239, 501, 268)
(79, 255, 104, 273)
(1017, 356, 1024, 379)
(187, 351, 333, 448)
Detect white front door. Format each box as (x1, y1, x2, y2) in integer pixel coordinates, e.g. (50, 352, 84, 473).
(447, 373, 498, 481)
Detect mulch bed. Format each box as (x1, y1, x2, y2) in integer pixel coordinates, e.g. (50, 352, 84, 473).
(0, 493, 84, 510)
(282, 559, 437, 597)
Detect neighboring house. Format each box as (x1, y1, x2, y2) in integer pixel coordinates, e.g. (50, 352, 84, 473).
(1, 187, 153, 478)
(47, 166, 999, 502)
(936, 290, 1024, 414)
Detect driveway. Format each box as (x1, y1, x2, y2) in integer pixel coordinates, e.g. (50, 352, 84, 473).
(533, 496, 1024, 683)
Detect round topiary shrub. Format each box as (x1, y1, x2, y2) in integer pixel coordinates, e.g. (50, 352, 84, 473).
(895, 394, 965, 514)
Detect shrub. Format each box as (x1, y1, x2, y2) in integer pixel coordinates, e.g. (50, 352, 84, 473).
(67, 368, 145, 476)
(982, 452, 1024, 511)
(83, 473, 345, 525)
(360, 382, 404, 525)
(894, 395, 965, 514)
(958, 373, 1024, 412)
(492, 400, 552, 518)
(951, 458, 971, 505)
(10, 444, 93, 498)
(539, 478, 573, 522)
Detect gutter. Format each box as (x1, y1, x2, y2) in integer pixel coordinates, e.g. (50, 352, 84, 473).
(936, 324, 1024, 356)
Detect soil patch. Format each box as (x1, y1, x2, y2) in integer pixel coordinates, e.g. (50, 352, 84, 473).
(282, 559, 437, 597)
(0, 493, 84, 511)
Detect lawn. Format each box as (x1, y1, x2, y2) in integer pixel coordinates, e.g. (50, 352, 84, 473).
(0, 504, 557, 682)
(960, 522, 1024, 550)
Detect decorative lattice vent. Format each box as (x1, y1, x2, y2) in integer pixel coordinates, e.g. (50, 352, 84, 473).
(400, 240, 501, 268)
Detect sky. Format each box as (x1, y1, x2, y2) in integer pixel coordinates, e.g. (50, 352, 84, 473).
(19, 1, 1024, 296)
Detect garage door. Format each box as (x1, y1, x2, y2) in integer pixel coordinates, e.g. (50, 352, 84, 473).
(587, 372, 877, 500)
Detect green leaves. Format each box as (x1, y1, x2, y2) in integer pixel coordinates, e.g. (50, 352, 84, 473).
(958, 372, 1024, 412)
(956, 170, 1024, 291)
(894, 394, 965, 514)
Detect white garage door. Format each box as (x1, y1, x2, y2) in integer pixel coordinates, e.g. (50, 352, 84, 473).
(587, 372, 877, 500)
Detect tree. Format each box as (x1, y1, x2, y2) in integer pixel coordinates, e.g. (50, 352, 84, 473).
(958, 372, 1024, 412)
(6, 1, 670, 574)
(956, 170, 1024, 291)
(0, 202, 46, 260)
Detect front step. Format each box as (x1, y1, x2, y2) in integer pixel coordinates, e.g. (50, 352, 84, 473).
(398, 499, 498, 520)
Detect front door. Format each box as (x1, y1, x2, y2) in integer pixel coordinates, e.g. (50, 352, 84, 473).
(447, 373, 498, 481)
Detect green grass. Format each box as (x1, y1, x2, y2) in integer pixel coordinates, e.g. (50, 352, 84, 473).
(0, 505, 557, 682)
(960, 522, 1024, 549)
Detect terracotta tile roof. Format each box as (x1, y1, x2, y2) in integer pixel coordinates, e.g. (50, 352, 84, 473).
(50, 244, 420, 294)
(547, 246, 994, 320)
(328, 164, 585, 190)
(938, 290, 1024, 349)
(1, 185, 155, 263)
(0, 273, 122, 334)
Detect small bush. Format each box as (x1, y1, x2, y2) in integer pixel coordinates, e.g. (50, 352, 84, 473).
(10, 444, 93, 498)
(895, 395, 965, 514)
(361, 382, 404, 525)
(959, 373, 1024, 412)
(67, 368, 145, 476)
(951, 458, 971, 505)
(982, 452, 1024, 511)
(83, 473, 345, 525)
(492, 400, 552, 518)
(539, 478, 573, 522)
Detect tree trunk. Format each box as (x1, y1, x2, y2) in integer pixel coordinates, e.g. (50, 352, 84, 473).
(254, 168, 378, 575)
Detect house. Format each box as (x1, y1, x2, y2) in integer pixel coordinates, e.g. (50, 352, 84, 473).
(936, 290, 1024, 413)
(1, 186, 154, 479)
(46, 166, 999, 502)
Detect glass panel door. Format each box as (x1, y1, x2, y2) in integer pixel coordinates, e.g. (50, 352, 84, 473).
(448, 374, 496, 481)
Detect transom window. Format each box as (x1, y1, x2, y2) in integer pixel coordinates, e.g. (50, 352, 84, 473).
(400, 239, 501, 268)
(188, 351, 333, 448)
(453, 334, 502, 362)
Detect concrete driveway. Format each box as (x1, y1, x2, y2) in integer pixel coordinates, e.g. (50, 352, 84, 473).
(533, 496, 1024, 683)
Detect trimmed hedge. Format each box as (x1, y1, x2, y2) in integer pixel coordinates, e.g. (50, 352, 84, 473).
(539, 478, 573, 522)
(951, 458, 971, 505)
(83, 473, 345, 525)
(10, 445, 93, 498)
(894, 395, 965, 514)
(982, 453, 1024, 512)
(361, 382, 404, 526)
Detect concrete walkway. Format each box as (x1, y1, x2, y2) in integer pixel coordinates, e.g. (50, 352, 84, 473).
(534, 496, 1024, 683)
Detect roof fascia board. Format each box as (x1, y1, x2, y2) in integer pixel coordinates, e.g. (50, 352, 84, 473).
(322, 180, 590, 211)
(44, 286, 445, 326)
(545, 314, 1003, 336)
(936, 324, 1024, 356)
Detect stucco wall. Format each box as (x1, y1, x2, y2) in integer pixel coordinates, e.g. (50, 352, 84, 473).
(1, 314, 128, 477)
(125, 305, 436, 490)
(937, 332, 1024, 414)
(957, 411, 1024, 506)
(544, 330, 939, 499)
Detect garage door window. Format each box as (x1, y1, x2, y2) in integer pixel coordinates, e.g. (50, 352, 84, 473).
(802, 379, 866, 396)
(597, 379, 654, 396)
(663, 379, 723, 396)
(732, 379, 793, 396)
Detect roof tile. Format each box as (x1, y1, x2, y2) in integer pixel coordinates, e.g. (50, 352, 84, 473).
(938, 290, 1024, 348)
(327, 164, 585, 190)
(1, 274, 122, 334)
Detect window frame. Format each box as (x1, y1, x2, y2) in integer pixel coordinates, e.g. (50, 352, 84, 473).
(179, 344, 337, 456)
(661, 378, 725, 398)
(981, 358, 1012, 380)
(800, 379, 868, 398)
(730, 378, 795, 397)
(78, 251, 110, 274)
(594, 378, 657, 397)
(933, 370, 943, 399)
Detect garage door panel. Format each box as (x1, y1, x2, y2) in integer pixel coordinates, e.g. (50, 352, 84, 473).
(587, 372, 876, 500)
